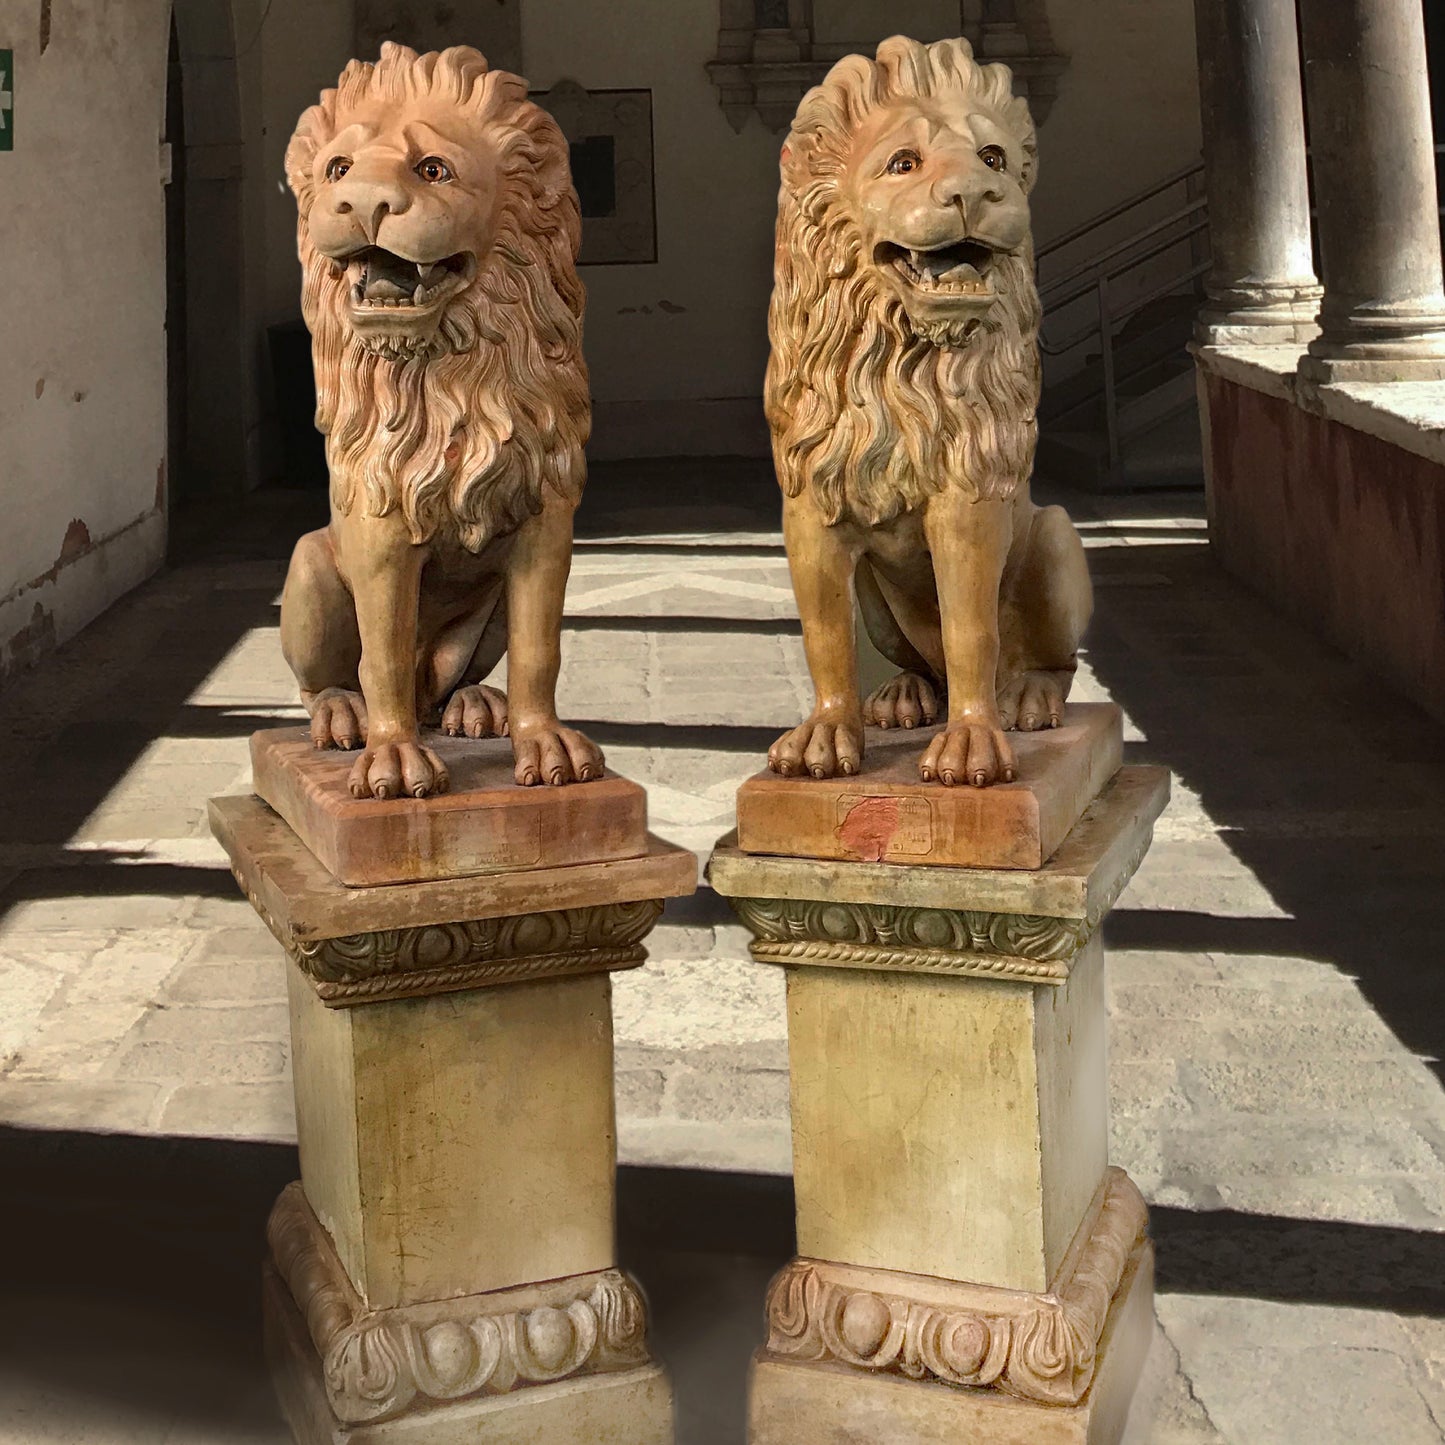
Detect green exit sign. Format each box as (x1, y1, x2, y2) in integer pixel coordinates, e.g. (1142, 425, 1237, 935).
(0, 51, 12, 152)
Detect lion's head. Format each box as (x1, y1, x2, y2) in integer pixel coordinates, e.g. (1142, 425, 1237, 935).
(286, 43, 589, 550)
(766, 36, 1042, 525)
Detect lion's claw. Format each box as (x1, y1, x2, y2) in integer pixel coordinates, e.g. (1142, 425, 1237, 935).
(918, 721, 1015, 788)
(998, 671, 1069, 732)
(512, 724, 603, 787)
(309, 688, 369, 751)
(768, 715, 863, 779)
(347, 740, 449, 800)
(864, 672, 941, 730)
(441, 684, 509, 739)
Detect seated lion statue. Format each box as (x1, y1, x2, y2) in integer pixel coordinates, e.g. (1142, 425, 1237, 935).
(280, 43, 601, 799)
(765, 35, 1092, 788)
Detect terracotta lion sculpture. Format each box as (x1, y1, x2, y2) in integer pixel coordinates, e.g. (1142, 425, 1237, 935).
(765, 36, 1092, 788)
(280, 43, 602, 799)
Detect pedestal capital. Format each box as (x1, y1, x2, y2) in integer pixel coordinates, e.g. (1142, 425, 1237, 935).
(209, 793, 695, 1006)
(710, 765, 1168, 984)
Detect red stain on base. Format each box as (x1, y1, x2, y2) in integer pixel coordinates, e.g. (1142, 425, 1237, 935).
(836, 796, 900, 861)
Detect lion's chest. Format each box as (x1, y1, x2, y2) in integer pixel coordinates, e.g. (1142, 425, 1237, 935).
(857, 514, 938, 597)
(417, 531, 516, 614)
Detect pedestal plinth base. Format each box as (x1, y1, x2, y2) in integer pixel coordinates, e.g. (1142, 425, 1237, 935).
(264, 1269, 673, 1445)
(749, 1223, 1154, 1445)
(263, 1184, 674, 1445)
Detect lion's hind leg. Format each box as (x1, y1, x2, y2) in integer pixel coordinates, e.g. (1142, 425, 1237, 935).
(997, 504, 1093, 732)
(856, 557, 945, 730)
(434, 590, 510, 739)
(280, 528, 370, 750)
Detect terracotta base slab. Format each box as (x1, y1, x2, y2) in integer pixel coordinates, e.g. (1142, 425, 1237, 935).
(251, 728, 648, 887)
(748, 1236, 1154, 1445)
(263, 1264, 675, 1445)
(736, 703, 1122, 869)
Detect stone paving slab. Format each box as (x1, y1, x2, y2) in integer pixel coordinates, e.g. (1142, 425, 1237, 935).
(1, 483, 1444, 1440)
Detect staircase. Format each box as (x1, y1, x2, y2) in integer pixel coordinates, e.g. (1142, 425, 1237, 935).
(1034, 162, 1210, 492)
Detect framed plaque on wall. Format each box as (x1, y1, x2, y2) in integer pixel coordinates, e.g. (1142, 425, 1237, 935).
(534, 81, 657, 266)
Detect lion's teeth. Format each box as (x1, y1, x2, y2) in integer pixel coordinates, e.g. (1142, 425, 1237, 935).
(414, 283, 426, 304)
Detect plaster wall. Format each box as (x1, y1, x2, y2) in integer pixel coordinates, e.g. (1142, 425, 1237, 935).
(522, 0, 1202, 457)
(1030, 0, 1201, 251)
(256, 3, 358, 329)
(0, 0, 171, 682)
(522, 0, 782, 458)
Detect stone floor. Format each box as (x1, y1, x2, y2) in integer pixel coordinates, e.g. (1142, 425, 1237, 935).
(1, 459, 1444, 1441)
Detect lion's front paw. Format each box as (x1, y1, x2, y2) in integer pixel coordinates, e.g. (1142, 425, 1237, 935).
(309, 688, 369, 750)
(347, 739, 449, 799)
(512, 724, 604, 786)
(919, 721, 1016, 788)
(768, 715, 864, 779)
(864, 672, 942, 730)
(998, 671, 1068, 732)
(441, 684, 509, 739)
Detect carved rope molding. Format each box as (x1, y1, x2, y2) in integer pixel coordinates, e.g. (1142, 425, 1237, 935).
(268, 1184, 651, 1424)
(727, 824, 1154, 983)
(763, 1169, 1148, 1405)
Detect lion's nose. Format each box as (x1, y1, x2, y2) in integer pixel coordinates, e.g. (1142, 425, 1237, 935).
(932, 168, 1006, 216)
(331, 177, 412, 240)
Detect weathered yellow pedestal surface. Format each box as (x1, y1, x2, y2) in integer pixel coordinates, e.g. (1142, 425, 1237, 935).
(709, 763, 1170, 1445)
(210, 790, 695, 1445)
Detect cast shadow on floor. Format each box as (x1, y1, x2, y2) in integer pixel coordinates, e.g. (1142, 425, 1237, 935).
(1, 1127, 1442, 1442)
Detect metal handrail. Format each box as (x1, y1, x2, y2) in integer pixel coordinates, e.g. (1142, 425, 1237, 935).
(1035, 159, 1206, 264)
(1040, 217, 1211, 354)
(1039, 198, 1209, 311)
(1037, 159, 1211, 478)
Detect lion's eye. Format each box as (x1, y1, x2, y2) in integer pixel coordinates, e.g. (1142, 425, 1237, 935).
(325, 156, 352, 182)
(885, 149, 921, 176)
(979, 145, 1007, 172)
(415, 156, 454, 184)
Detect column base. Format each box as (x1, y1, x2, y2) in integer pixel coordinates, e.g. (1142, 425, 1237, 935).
(1195, 292, 1322, 348)
(1299, 306, 1445, 382)
(748, 1223, 1154, 1445)
(263, 1183, 674, 1445)
(1298, 351, 1445, 383)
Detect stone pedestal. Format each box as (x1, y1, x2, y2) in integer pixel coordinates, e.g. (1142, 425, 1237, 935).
(210, 791, 694, 1445)
(709, 764, 1169, 1444)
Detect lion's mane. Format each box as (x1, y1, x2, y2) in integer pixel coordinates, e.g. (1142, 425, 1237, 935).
(285, 43, 589, 551)
(765, 36, 1042, 527)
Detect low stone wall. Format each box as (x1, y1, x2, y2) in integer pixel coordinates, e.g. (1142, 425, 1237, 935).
(1198, 355, 1445, 724)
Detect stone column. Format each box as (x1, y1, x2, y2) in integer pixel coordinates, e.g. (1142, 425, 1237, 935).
(210, 793, 694, 1445)
(1192, 0, 1321, 343)
(1296, 0, 1445, 380)
(710, 764, 1170, 1445)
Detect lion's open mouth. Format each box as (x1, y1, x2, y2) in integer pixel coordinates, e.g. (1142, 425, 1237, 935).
(878, 239, 999, 295)
(344, 247, 473, 310)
